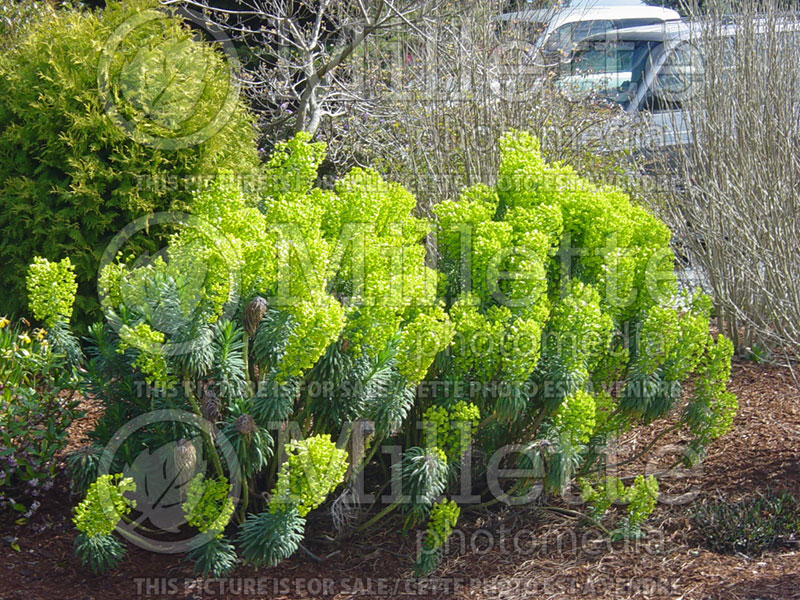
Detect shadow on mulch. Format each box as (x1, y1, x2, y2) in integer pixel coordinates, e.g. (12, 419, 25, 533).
(2, 357, 800, 600)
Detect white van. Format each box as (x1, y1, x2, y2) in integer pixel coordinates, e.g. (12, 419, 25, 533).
(497, 0, 681, 64)
(557, 20, 699, 148)
(558, 17, 800, 151)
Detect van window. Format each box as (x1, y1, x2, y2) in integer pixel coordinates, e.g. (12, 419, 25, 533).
(557, 41, 639, 101)
(613, 18, 670, 29)
(563, 40, 635, 74)
(544, 19, 614, 53)
(558, 40, 658, 105)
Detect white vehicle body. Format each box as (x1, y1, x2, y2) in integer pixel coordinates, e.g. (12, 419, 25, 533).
(559, 17, 800, 151)
(497, 1, 681, 57)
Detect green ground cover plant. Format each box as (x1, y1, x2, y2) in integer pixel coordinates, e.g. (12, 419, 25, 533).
(691, 491, 800, 556)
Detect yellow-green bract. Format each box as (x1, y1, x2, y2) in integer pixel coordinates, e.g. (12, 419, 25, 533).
(73, 474, 136, 538)
(26, 257, 78, 325)
(269, 435, 348, 517)
(424, 499, 460, 550)
(182, 474, 235, 537)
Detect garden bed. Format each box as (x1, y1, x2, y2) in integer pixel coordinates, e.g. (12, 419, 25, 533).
(1, 358, 799, 600)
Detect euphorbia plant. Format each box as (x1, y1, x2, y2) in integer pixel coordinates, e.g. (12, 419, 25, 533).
(404, 131, 737, 572)
(71, 132, 453, 575)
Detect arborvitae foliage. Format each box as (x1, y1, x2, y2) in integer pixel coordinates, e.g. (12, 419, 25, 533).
(0, 0, 259, 324)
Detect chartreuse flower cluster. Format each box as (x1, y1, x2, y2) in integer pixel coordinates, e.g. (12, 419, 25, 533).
(414, 499, 460, 577)
(116, 323, 169, 385)
(545, 282, 614, 376)
(448, 296, 546, 384)
(73, 476, 137, 575)
(396, 305, 455, 383)
(685, 334, 737, 442)
(637, 293, 713, 381)
(579, 475, 659, 538)
(269, 435, 348, 517)
(260, 134, 450, 379)
(425, 499, 460, 549)
(500, 128, 675, 323)
(553, 389, 597, 446)
(72, 473, 136, 573)
(325, 166, 449, 366)
(422, 401, 481, 461)
(182, 474, 235, 537)
(579, 476, 627, 519)
(624, 475, 660, 532)
(73, 474, 136, 537)
(25, 256, 77, 325)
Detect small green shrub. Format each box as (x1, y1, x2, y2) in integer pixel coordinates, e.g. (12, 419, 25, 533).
(0, 0, 259, 325)
(0, 313, 82, 512)
(1, 258, 83, 514)
(579, 475, 660, 540)
(691, 492, 800, 555)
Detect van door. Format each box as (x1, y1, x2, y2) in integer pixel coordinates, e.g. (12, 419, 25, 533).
(639, 41, 704, 149)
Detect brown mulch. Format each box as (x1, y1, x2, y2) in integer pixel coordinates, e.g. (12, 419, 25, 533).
(62, 395, 104, 455)
(1, 358, 799, 600)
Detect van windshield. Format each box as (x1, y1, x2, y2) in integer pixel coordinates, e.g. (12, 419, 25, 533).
(557, 40, 660, 107)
